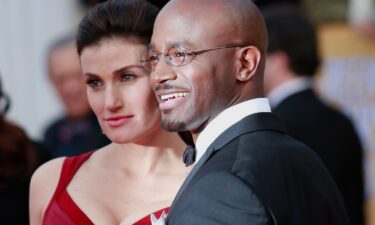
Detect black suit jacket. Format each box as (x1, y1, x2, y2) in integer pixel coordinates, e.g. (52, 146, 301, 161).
(273, 88, 364, 225)
(167, 112, 349, 225)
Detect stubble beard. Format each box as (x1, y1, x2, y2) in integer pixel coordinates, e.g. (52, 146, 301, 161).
(161, 117, 187, 132)
(160, 109, 188, 132)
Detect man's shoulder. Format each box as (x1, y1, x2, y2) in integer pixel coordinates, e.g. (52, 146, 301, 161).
(204, 127, 320, 183)
(276, 89, 354, 124)
(229, 129, 329, 187)
(204, 112, 318, 173)
(235, 128, 315, 161)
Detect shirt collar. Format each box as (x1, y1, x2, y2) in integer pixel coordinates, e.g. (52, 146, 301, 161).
(267, 77, 313, 108)
(194, 98, 271, 164)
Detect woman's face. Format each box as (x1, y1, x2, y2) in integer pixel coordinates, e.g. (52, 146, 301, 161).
(80, 38, 161, 144)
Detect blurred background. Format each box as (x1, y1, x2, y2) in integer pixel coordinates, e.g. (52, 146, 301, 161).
(0, 0, 374, 224)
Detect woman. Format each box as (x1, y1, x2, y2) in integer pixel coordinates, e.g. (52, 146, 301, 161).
(29, 1, 190, 224)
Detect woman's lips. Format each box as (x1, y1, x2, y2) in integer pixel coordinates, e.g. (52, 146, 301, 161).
(105, 116, 133, 128)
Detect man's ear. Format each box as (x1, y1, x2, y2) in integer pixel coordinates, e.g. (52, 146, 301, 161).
(237, 46, 261, 82)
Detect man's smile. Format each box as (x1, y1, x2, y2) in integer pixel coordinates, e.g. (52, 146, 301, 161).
(157, 91, 190, 111)
(160, 92, 189, 101)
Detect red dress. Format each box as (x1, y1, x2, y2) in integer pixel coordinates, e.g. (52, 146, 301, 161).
(42, 151, 169, 225)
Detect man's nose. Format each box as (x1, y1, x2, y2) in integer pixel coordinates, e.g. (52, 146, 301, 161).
(149, 57, 177, 87)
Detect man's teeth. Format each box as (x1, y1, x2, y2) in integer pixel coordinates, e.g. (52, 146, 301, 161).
(160, 92, 188, 101)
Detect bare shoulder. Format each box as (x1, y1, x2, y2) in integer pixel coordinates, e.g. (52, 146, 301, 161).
(29, 157, 65, 225)
(31, 157, 65, 188)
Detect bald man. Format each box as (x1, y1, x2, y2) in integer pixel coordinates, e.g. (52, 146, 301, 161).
(147, 0, 350, 224)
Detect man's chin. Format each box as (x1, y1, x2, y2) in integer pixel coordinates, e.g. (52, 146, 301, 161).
(161, 119, 187, 132)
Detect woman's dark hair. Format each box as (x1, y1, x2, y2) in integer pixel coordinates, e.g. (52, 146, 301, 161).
(0, 77, 36, 187)
(0, 77, 10, 115)
(76, 0, 159, 55)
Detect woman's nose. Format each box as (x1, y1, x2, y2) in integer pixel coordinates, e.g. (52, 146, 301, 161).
(105, 86, 123, 112)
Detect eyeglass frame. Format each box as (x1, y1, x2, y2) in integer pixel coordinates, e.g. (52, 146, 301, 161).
(140, 44, 246, 71)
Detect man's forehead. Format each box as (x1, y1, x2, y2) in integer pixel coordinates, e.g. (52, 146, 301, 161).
(151, 15, 225, 51)
(148, 40, 198, 51)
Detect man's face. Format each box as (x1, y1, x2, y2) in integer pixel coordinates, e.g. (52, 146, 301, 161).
(49, 44, 90, 118)
(149, 9, 238, 133)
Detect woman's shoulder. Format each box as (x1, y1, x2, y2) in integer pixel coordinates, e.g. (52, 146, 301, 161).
(30, 157, 66, 199)
(30, 150, 96, 194)
(31, 157, 65, 188)
(29, 157, 66, 225)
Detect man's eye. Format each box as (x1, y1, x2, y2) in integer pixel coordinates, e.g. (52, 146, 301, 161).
(121, 73, 136, 81)
(174, 51, 186, 58)
(86, 79, 102, 89)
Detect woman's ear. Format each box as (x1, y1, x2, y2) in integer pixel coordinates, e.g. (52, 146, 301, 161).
(237, 46, 261, 82)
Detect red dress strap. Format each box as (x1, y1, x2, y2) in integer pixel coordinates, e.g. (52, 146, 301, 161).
(42, 151, 95, 225)
(54, 151, 95, 195)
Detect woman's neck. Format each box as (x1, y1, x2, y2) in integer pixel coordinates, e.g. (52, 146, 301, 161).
(100, 130, 187, 175)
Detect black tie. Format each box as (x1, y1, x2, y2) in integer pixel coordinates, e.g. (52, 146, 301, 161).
(178, 131, 196, 167)
(183, 145, 196, 167)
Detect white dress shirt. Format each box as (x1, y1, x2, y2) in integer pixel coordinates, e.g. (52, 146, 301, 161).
(194, 98, 271, 164)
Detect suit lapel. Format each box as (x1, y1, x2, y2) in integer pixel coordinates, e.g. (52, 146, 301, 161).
(169, 144, 216, 213)
(167, 112, 287, 219)
(209, 112, 286, 150)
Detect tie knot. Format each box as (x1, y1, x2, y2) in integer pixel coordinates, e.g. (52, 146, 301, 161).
(183, 145, 196, 167)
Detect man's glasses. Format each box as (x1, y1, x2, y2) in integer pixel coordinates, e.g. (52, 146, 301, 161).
(140, 44, 245, 71)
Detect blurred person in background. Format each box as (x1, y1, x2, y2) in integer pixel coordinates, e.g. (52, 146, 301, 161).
(254, 0, 301, 8)
(30, 0, 190, 224)
(0, 76, 49, 225)
(262, 5, 365, 225)
(44, 35, 110, 158)
(356, 13, 375, 40)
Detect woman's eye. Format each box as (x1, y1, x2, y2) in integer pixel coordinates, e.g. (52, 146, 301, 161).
(121, 73, 136, 82)
(149, 54, 159, 62)
(86, 79, 102, 89)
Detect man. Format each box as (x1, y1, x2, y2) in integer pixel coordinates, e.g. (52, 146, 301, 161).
(262, 5, 364, 225)
(147, 0, 350, 224)
(44, 36, 109, 157)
